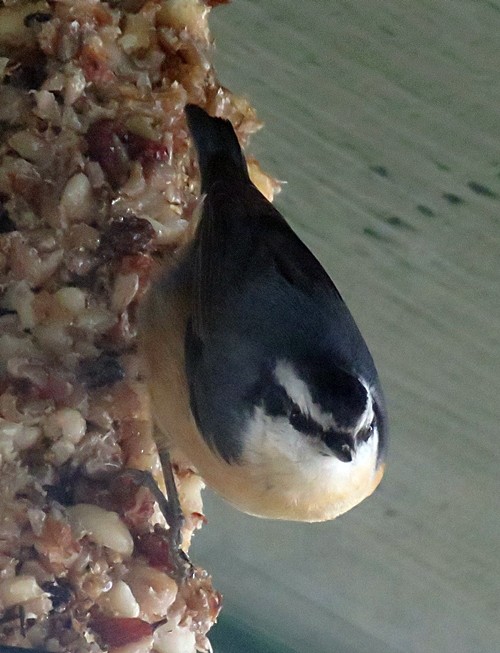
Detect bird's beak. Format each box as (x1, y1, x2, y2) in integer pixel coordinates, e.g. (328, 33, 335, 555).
(339, 442, 354, 462)
(323, 432, 355, 462)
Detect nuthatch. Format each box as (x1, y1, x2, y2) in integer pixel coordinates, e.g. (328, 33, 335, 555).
(140, 105, 387, 522)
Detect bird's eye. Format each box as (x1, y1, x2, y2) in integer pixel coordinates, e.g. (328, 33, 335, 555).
(358, 418, 376, 442)
(289, 404, 308, 431)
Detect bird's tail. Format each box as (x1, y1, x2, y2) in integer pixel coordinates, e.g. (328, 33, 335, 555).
(185, 104, 250, 193)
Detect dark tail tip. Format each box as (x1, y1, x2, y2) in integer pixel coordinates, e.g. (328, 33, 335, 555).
(185, 104, 249, 192)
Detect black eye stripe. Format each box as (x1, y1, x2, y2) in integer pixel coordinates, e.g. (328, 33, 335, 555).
(258, 378, 374, 445)
(261, 383, 289, 417)
(260, 385, 323, 437)
(289, 404, 325, 437)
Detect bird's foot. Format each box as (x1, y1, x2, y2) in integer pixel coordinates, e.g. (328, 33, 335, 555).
(119, 458, 192, 581)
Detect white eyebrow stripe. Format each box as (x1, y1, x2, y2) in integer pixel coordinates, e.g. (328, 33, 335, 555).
(274, 360, 335, 430)
(357, 380, 374, 433)
(274, 360, 374, 434)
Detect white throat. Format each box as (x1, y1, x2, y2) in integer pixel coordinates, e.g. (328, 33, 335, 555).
(240, 405, 381, 521)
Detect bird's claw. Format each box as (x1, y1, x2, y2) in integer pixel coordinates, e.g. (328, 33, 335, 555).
(119, 457, 191, 581)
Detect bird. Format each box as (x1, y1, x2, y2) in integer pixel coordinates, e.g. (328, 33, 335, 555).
(139, 104, 387, 522)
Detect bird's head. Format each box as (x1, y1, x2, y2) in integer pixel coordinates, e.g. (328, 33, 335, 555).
(246, 357, 386, 464)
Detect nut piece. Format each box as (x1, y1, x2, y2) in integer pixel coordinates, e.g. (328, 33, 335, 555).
(98, 580, 140, 618)
(67, 504, 134, 557)
(0, 575, 47, 609)
(157, 0, 210, 42)
(60, 173, 95, 223)
(126, 561, 178, 622)
(154, 624, 197, 653)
